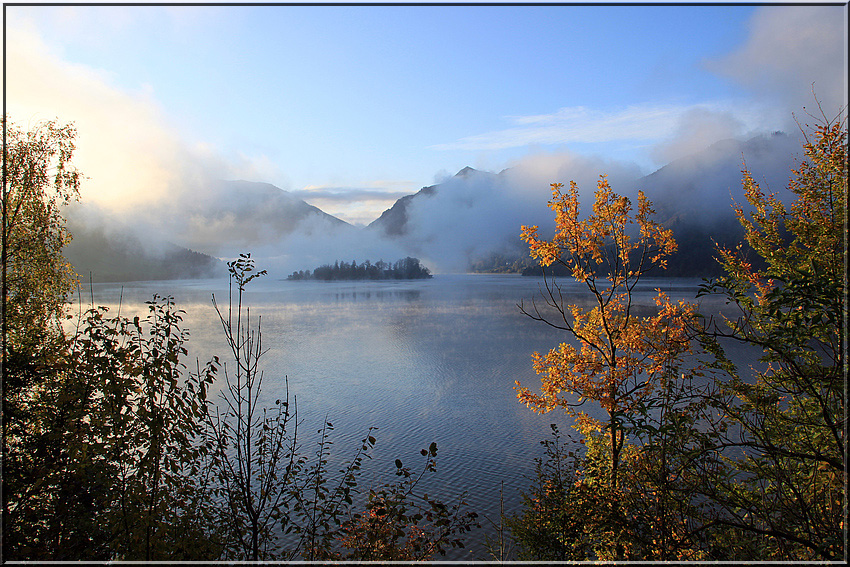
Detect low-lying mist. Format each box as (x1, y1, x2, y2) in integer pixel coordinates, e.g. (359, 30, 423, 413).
(63, 128, 803, 281)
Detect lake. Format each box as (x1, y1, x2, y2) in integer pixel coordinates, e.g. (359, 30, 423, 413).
(76, 273, 741, 560)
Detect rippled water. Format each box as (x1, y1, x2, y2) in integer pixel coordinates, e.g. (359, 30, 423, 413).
(78, 273, 737, 559)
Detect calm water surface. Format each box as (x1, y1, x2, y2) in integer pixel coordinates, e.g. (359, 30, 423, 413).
(79, 273, 736, 559)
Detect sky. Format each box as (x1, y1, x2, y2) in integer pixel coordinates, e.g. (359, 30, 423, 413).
(4, 3, 848, 227)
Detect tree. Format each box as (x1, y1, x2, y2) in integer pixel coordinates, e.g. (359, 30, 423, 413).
(2, 117, 87, 558)
(516, 176, 691, 491)
(2, 117, 81, 354)
(287, 257, 431, 281)
(696, 108, 846, 559)
(2, 118, 82, 486)
(2, 119, 220, 560)
(514, 176, 720, 559)
(508, 402, 717, 561)
(69, 297, 221, 560)
(200, 254, 301, 560)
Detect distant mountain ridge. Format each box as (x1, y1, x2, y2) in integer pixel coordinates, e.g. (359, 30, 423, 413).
(64, 215, 223, 283)
(367, 182, 438, 237)
(364, 132, 799, 276)
(367, 166, 492, 238)
(206, 180, 350, 228)
(170, 179, 352, 253)
(64, 179, 350, 282)
(63, 132, 801, 280)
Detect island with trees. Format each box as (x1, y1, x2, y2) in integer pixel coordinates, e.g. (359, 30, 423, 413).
(286, 257, 432, 281)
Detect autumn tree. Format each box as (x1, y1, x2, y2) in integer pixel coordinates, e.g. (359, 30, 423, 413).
(513, 176, 719, 558)
(2, 117, 80, 351)
(696, 108, 846, 559)
(516, 177, 695, 487)
(2, 117, 86, 557)
(512, 105, 846, 561)
(2, 117, 81, 478)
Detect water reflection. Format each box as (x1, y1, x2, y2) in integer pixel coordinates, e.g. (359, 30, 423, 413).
(330, 289, 422, 302)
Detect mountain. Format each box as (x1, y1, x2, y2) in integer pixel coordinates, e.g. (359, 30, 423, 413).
(64, 216, 223, 283)
(63, 179, 353, 282)
(634, 132, 800, 276)
(166, 180, 353, 255)
(367, 166, 482, 238)
(637, 132, 800, 226)
(368, 132, 799, 276)
(367, 181, 439, 237)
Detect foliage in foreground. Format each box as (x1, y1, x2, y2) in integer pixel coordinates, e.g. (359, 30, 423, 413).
(694, 110, 846, 559)
(2, 118, 476, 560)
(514, 173, 715, 560)
(510, 108, 846, 560)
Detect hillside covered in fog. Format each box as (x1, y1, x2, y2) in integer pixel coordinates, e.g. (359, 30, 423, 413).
(64, 131, 802, 281)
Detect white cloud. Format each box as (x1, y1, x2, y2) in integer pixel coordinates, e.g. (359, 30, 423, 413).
(6, 25, 176, 209)
(4, 24, 276, 214)
(430, 104, 725, 152)
(705, 6, 847, 122)
(651, 107, 748, 165)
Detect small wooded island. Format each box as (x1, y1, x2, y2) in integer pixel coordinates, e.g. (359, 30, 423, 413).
(287, 257, 432, 281)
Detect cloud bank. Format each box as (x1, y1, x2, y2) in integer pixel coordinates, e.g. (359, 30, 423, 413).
(400, 154, 645, 272)
(430, 103, 747, 152)
(5, 25, 281, 214)
(5, 6, 843, 279)
(705, 5, 847, 124)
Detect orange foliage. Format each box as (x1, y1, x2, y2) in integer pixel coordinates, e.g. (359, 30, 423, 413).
(516, 176, 693, 420)
(338, 499, 434, 561)
(516, 176, 699, 495)
(521, 176, 676, 281)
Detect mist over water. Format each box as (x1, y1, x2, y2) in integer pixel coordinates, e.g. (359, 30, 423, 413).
(74, 273, 759, 559)
(62, 123, 806, 283)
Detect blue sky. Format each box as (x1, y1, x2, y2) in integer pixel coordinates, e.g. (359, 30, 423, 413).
(5, 4, 847, 225)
